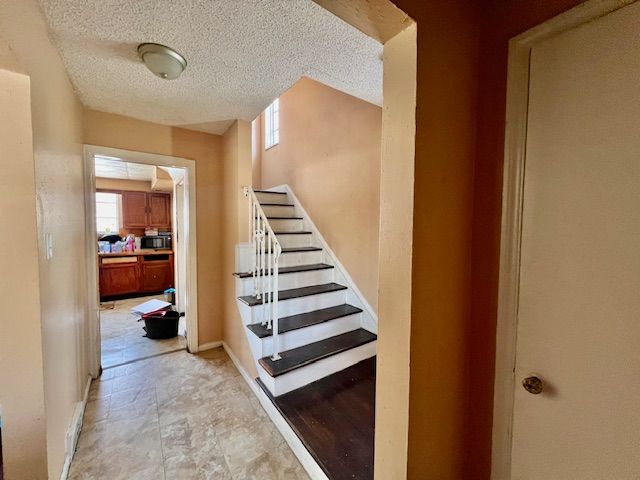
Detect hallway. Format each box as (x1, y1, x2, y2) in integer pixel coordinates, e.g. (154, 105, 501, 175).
(69, 348, 308, 479)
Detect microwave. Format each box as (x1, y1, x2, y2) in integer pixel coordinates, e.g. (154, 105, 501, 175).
(141, 234, 172, 250)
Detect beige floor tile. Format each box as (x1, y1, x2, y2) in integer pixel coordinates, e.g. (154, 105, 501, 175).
(70, 348, 309, 479)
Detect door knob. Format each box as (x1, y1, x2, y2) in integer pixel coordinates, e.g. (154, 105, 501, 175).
(522, 376, 544, 394)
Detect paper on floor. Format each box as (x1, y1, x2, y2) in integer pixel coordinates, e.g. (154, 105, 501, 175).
(131, 299, 171, 315)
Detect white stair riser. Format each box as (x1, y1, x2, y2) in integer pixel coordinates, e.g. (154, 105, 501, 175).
(259, 340, 377, 396)
(268, 218, 305, 232)
(278, 251, 323, 268)
(236, 268, 335, 295)
(258, 250, 323, 267)
(262, 204, 297, 217)
(247, 289, 346, 321)
(255, 192, 290, 204)
(275, 234, 312, 248)
(249, 313, 362, 358)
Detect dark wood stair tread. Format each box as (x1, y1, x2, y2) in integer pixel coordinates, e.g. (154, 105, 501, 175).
(281, 246, 322, 253)
(267, 216, 303, 220)
(238, 282, 347, 307)
(254, 190, 287, 195)
(247, 304, 363, 338)
(274, 231, 312, 235)
(259, 328, 377, 377)
(235, 263, 333, 279)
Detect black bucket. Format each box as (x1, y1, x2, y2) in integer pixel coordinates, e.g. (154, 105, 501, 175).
(142, 310, 180, 339)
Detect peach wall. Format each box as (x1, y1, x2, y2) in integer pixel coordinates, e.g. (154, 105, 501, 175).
(259, 77, 382, 309)
(83, 110, 225, 345)
(0, 66, 49, 480)
(374, 23, 417, 480)
(251, 118, 262, 188)
(375, 2, 481, 478)
(0, 0, 91, 477)
(221, 120, 257, 375)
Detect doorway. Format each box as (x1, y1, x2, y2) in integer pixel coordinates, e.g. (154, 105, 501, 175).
(95, 157, 184, 367)
(493, 1, 640, 478)
(83, 145, 199, 376)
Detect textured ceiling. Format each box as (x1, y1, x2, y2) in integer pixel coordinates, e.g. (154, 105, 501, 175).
(95, 156, 155, 181)
(38, 0, 383, 134)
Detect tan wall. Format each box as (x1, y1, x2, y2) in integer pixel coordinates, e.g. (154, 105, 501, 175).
(221, 120, 257, 375)
(95, 177, 153, 192)
(374, 23, 416, 480)
(83, 110, 225, 345)
(0, 66, 49, 480)
(251, 118, 262, 188)
(0, 0, 89, 477)
(259, 77, 382, 309)
(383, 2, 480, 478)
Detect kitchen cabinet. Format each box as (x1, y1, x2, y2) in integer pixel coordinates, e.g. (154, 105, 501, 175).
(147, 193, 171, 229)
(141, 255, 173, 292)
(99, 252, 174, 300)
(99, 258, 139, 297)
(122, 191, 171, 230)
(122, 192, 148, 229)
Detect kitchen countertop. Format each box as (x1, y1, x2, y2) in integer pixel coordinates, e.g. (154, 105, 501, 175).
(98, 249, 173, 257)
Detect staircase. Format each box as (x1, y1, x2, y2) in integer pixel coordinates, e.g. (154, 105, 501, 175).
(235, 187, 377, 397)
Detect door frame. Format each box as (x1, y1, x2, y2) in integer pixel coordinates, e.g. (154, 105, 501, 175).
(83, 144, 199, 378)
(491, 0, 636, 477)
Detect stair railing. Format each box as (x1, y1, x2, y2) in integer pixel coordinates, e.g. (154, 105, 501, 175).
(247, 187, 282, 360)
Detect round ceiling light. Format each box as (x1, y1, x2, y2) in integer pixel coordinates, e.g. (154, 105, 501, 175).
(137, 43, 187, 80)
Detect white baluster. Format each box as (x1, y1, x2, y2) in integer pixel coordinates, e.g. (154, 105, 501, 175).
(260, 218, 267, 325)
(267, 234, 273, 330)
(252, 201, 257, 296)
(256, 215, 262, 300)
(271, 242, 281, 361)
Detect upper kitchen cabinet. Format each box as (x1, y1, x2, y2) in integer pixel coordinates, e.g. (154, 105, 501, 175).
(122, 191, 148, 229)
(122, 191, 171, 230)
(148, 193, 171, 229)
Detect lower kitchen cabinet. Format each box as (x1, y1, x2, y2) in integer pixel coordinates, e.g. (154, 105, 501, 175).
(99, 258, 139, 297)
(141, 256, 173, 293)
(99, 253, 173, 300)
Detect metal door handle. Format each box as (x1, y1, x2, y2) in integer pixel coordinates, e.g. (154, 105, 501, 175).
(522, 376, 544, 394)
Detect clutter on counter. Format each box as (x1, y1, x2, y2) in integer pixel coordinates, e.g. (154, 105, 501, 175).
(97, 234, 137, 253)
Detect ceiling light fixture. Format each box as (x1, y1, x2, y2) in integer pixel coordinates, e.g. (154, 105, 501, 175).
(137, 43, 187, 80)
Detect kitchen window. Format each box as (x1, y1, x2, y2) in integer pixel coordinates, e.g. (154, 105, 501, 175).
(96, 192, 122, 234)
(264, 98, 280, 149)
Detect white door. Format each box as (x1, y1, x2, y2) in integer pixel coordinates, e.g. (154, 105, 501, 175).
(510, 3, 640, 478)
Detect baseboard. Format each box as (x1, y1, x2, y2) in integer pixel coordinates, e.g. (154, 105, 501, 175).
(60, 375, 91, 480)
(198, 340, 223, 352)
(222, 342, 329, 480)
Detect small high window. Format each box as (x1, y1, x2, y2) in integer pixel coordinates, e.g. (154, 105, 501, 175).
(264, 98, 280, 149)
(95, 192, 122, 234)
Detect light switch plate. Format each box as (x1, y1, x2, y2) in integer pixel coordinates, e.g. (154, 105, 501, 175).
(45, 233, 53, 260)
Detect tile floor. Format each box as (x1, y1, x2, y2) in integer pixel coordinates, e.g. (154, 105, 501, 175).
(100, 295, 187, 368)
(69, 348, 309, 480)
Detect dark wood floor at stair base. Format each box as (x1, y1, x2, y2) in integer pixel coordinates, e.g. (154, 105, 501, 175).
(257, 357, 375, 480)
